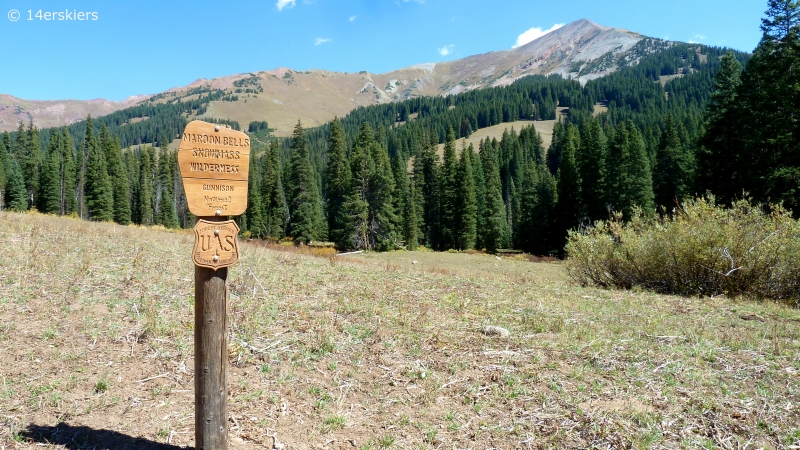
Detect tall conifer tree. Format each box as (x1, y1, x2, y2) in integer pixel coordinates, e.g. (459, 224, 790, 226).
(326, 117, 351, 248)
(481, 138, 508, 252)
(288, 121, 325, 243)
(263, 140, 288, 239)
(654, 115, 688, 209)
(439, 127, 458, 250)
(454, 143, 477, 250)
(100, 124, 131, 225)
(138, 146, 155, 226)
(60, 128, 77, 215)
(555, 124, 583, 248)
(84, 128, 114, 222)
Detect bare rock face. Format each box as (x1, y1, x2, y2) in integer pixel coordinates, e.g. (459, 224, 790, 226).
(0, 19, 644, 134)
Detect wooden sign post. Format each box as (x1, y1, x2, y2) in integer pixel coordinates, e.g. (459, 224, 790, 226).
(178, 120, 250, 449)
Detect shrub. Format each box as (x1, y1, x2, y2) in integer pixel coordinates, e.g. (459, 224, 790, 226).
(564, 196, 800, 302)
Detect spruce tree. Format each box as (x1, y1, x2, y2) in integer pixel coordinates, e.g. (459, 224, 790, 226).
(84, 128, 114, 222)
(156, 144, 180, 229)
(40, 133, 62, 214)
(77, 116, 94, 219)
(404, 181, 419, 250)
(0, 132, 9, 207)
(288, 121, 325, 243)
(342, 125, 372, 249)
(653, 114, 688, 209)
(577, 118, 607, 221)
(454, 143, 477, 250)
(325, 117, 351, 248)
(697, 51, 744, 202)
(416, 137, 441, 249)
(391, 152, 409, 231)
(624, 121, 655, 217)
(439, 127, 458, 250)
(555, 123, 583, 249)
(60, 128, 77, 215)
(471, 143, 487, 250)
(138, 146, 155, 226)
(481, 138, 508, 252)
(263, 140, 287, 239)
(244, 149, 266, 236)
(23, 121, 43, 209)
(368, 130, 398, 251)
(100, 125, 131, 225)
(5, 158, 28, 211)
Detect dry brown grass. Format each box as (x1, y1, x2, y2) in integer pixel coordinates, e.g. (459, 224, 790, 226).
(1, 211, 799, 449)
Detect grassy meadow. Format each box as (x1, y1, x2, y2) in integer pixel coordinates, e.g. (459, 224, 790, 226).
(0, 212, 798, 449)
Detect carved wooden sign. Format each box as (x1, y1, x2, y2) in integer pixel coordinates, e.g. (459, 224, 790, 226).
(193, 219, 241, 270)
(178, 120, 250, 217)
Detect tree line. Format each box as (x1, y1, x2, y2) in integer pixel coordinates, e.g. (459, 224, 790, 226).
(2, 0, 794, 256)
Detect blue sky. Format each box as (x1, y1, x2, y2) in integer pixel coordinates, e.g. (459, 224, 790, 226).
(1, 0, 765, 101)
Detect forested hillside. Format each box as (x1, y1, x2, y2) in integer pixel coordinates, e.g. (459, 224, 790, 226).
(5, 2, 797, 257)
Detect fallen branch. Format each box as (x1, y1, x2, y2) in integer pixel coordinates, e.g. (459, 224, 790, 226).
(136, 373, 171, 383)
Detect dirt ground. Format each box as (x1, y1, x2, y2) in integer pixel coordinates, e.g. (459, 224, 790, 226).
(1, 212, 799, 449)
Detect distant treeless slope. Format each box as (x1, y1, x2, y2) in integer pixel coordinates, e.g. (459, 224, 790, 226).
(0, 94, 147, 132)
(1, 19, 642, 135)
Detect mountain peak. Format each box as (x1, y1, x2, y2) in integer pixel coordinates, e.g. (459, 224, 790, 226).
(0, 19, 646, 134)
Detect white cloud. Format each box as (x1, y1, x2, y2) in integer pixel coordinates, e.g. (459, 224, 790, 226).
(688, 33, 707, 43)
(349, 15, 357, 22)
(512, 23, 564, 48)
(276, 0, 295, 11)
(438, 44, 454, 56)
(315, 37, 331, 46)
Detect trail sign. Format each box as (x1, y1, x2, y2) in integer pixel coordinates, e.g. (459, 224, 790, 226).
(178, 120, 251, 450)
(178, 120, 250, 217)
(193, 219, 240, 270)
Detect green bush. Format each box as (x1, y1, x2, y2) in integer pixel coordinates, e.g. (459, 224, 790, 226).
(565, 196, 800, 302)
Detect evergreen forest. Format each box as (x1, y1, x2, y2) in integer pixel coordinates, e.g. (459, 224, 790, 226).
(1, 0, 797, 256)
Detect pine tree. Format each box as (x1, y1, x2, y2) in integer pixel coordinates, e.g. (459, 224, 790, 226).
(5, 158, 28, 211)
(471, 144, 487, 250)
(404, 180, 419, 250)
(481, 138, 508, 252)
(342, 125, 372, 249)
(100, 124, 131, 225)
(40, 132, 62, 214)
(555, 123, 583, 248)
(624, 121, 655, 216)
(22, 121, 43, 209)
(416, 136, 441, 249)
(368, 130, 398, 251)
(288, 121, 325, 243)
(454, 143, 477, 250)
(391, 151, 409, 240)
(325, 117, 351, 248)
(736, 0, 800, 211)
(244, 149, 266, 237)
(76, 116, 94, 219)
(263, 140, 287, 239)
(59, 128, 77, 215)
(439, 127, 458, 250)
(577, 118, 607, 221)
(0, 132, 9, 207)
(84, 127, 114, 222)
(138, 146, 155, 226)
(156, 144, 180, 229)
(653, 114, 688, 209)
(696, 51, 743, 202)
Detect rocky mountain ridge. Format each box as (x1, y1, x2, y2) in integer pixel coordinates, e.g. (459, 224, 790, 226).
(1, 19, 644, 135)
